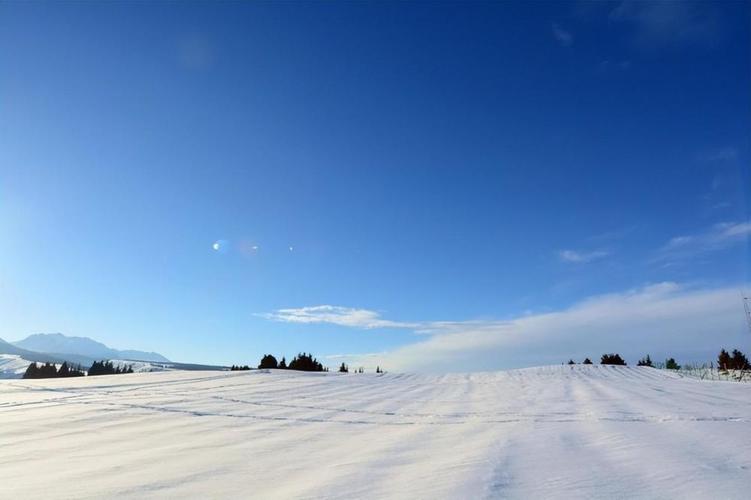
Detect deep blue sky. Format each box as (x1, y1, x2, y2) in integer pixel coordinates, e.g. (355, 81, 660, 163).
(1, 1, 749, 369)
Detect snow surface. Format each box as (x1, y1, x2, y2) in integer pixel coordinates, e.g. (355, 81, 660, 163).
(1, 365, 749, 499)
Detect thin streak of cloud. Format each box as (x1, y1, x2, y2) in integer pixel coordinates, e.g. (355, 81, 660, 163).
(260, 305, 421, 329)
(654, 221, 751, 262)
(557, 249, 609, 263)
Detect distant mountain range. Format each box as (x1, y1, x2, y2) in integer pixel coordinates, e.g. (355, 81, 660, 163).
(0, 338, 65, 364)
(2, 333, 169, 365)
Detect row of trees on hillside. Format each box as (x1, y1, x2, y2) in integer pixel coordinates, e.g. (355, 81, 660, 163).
(566, 348, 750, 371)
(257, 353, 327, 372)
(88, 360, 134, 376)
(24, 360, 134, 379)
(717, 349, 750, 370)
(337, 364, 374, 373)
(24, 361, 86, 379)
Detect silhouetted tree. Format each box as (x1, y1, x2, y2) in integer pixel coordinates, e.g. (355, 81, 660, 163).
(376, 366, 382, 374)
(23, 362, 40, 379)
(339, 362, 349, 373)
(665, 358, 680, 370)
(88, 360, 129, 376)
(567, 359, 576, 365)
(258, 354, 278, 369)
(288, 352, 324, 372)
(730, 349, 750, 370)
(600, 353, 626, 366)
(718, 349, 731, 370)
(40, 362, 57, 377)
(637, 355, 653, 367)
(278, 357, 287, 369)
(582, 358, 593, 365)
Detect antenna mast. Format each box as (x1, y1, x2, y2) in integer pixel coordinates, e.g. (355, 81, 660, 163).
(743, 294, 751, 336)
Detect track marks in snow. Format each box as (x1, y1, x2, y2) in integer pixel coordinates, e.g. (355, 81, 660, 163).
(2, 366, 750, 499)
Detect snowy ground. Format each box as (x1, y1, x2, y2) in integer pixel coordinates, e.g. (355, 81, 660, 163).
(0, 354, 36, 378)
(1, 365, 749, 499)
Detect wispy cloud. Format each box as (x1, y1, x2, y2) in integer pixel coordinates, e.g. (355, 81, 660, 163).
(340, 283, 748, 372)
(552, 23, 573, 46)
(260, 305, 420, 329)
(655, 221, 751, 262)
(703, 147, 738, 163)
(557, 249, 609, 263)
(610, 0, 723, 49)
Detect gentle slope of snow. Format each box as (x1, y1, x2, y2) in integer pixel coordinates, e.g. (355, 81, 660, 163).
(0, 354, 35, 379)
(1, 365, 749, 499)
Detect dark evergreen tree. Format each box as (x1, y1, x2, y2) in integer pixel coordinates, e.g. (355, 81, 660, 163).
(637, 355, 653, 367)
(40, 362, 57, 377)
(665, 358, 680, 370)
(88, 360, 123, 376)
(718, 349, 731, 370)
(339, 362, 349, 373)
(258, 354, 278, 369)
(278, 357, 287, 369)
(600, 353, 626, 365)
(23, 362, 40, 379)
(582, 358, 593, 365)
(730, 349, 750, 370)
(567, 359, 576, 365)
(288, 353, 324, 372)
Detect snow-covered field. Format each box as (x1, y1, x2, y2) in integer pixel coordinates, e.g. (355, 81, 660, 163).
(1, 365, 749, 499)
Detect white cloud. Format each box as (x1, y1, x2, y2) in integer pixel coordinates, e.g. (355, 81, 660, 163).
(342, 283, 748, 372)
(558, 249, 609, 263)
(655, 221, 751, 262)
(552, 23, 573, 46)
(260, 305, 420, 329)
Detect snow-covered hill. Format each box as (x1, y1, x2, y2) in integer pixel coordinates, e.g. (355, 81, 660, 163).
(0, 354, 37, 378)
(1, 365, 749, 498)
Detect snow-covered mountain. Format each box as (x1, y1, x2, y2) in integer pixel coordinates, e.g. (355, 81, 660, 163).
(0, 338, 63, 363)
(12, 333, 169, 363)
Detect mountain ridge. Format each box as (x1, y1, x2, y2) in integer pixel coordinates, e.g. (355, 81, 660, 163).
(12, 333, 170, 363)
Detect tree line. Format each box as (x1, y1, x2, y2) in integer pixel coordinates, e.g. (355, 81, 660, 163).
(256, 353, 327, 372)
(566, 348, 750, 371)
(88, 360, 134, 376)
(23, 360, 134, 379)
(23, 361, 85, 379)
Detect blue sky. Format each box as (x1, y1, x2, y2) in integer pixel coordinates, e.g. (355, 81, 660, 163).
(1, 1, 749, 370)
